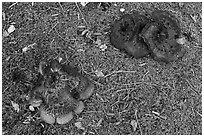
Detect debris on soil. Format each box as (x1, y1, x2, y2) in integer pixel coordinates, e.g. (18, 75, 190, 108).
(8, 25, 15, 33)
(96, 118, 103, 127)
(99, 44, 107, 51)
(29, 105, 35, 111)
(80, 2, 89, 7)
(74, 121, 85, 130)
(130, 120, 137, 131)
(120, 8, 125, 12)
(11, 101, 20, 112)
(3, 12, 6, 20)
(22, 43, 37, 53)
(95, 70, 105, 77)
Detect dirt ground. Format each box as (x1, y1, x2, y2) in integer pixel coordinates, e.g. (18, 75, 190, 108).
(2, 2, 202, 135)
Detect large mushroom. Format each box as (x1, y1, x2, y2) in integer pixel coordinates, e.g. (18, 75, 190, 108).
(110, 12, 150, 58)
(29, 59, 94, 124)
(141, 10, 185, 63)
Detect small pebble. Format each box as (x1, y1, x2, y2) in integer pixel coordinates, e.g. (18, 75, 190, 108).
(29, 105, 35, 111)
(120, 8, 125, 12)
(8, 25, 15, 33)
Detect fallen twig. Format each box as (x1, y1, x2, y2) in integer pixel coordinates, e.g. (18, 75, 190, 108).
(75, 2, 89, 27)
(48, 22, 59, 34)
(9, 2, 17, 9)
(134, 109, 143, 135)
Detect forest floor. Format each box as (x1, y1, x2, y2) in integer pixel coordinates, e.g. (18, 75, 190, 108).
(2, 2, 202, 135)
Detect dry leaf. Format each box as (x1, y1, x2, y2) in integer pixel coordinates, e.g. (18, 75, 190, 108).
(95, 70, 104, 77)
(130, 120, 137, 131)
(8, 25, 15, 33)
(11, 101, 20, 112)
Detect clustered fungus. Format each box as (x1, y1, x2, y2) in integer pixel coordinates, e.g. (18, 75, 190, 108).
(29, 59, 94, 124)
(110, 10, 186, 63)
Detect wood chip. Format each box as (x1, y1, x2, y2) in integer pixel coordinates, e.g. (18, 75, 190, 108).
(130, 120, 137, 131)
(3, 12, 6, 21)
(11, 101, 20, 112)
(22, 43, 37, 53)
(96, 118, 103, 127)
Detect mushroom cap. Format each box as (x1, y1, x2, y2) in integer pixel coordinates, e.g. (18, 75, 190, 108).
(141, 22, 185, 63)
(75, 76, 95, 100)
(74, 101, 85, 114)
(110, 14, 135, 49)
(56, 112, 73, 125)
(39, 106, 55, 124)
(152, 10, 181, 37)
(110, 13, 150, 58)
(33, 60, 94, 124)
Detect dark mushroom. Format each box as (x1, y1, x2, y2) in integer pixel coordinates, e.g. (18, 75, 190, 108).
(110, 13, 150, 58)
(31, 59, 94, 124)
(141, 22, 185, 63)
(152, 10, 181, 37)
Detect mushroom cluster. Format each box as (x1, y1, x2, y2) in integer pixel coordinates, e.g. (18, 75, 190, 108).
(29, 59, 94, 124)
(110, 10, 185, 63)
